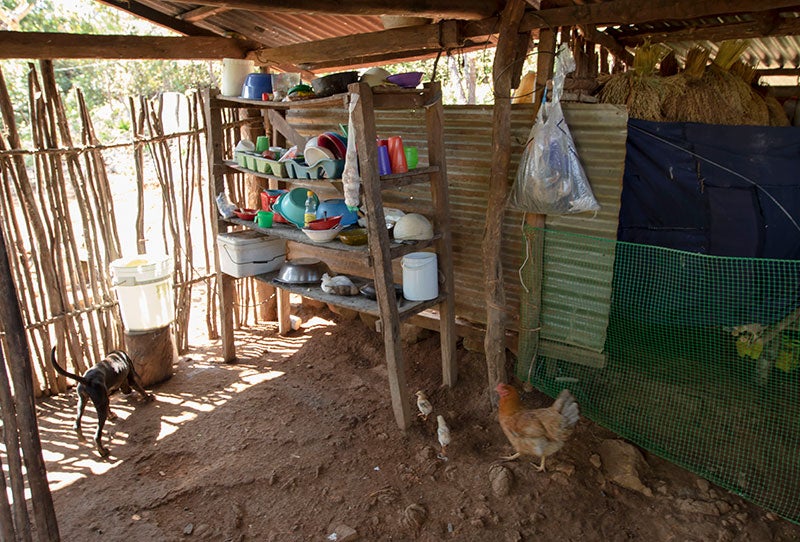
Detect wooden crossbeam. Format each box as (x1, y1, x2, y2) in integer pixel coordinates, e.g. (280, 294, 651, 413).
(249, 21, 464, 67)
(0, 31, 249, 60)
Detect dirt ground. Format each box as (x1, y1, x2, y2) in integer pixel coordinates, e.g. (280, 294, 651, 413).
(35, 303, 800, 542)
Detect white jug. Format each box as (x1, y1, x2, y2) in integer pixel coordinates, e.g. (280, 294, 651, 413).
(221, 58, 254, 96)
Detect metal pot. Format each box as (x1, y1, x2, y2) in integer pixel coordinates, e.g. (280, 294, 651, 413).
(274, 258, 331, 284)
(311, 71, 359, 98)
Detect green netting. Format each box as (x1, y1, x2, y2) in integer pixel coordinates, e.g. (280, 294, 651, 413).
(517, 227, 800, 523)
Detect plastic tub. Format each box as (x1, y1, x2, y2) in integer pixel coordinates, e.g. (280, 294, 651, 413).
(401, 252, 438, 301)
(110, 254, 175, 332)
(217, 231, 285, 278)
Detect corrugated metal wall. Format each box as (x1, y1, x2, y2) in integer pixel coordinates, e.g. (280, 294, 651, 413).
(287, 103, 628, 328)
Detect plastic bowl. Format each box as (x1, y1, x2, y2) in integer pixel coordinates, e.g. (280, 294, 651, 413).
(273, 188, 319, 228)
(233, 208, 258, 221)
(304, 145, 335, 166)
(386, 72, 423, 88)
(338, 228, 368, 246)
(302, 224, 343, 243)
(316, 198, 359, 226)
(319, 132, 347, 159)
(307, 215, 342, 230)
(241, 73, 272, 99)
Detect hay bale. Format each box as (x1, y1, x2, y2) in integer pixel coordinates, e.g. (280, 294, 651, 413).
(599, 72, 658, 121)
(764, 95, 791, 126)
(662, 65, 769, 125)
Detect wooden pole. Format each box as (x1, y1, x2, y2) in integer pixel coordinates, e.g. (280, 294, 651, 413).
(203, 88, 236, 362)
(424, 81, 457, 387)
(0, 453, 18, 542)
(0, 349, 32, 541)
(482, 0, 528, 407)
(0, 223, 60, 540)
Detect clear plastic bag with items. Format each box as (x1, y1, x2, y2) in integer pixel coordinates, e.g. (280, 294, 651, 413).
(510, 46, 600, 215)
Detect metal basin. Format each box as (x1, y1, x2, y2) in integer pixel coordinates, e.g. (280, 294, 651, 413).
(274, 258, 331, 284)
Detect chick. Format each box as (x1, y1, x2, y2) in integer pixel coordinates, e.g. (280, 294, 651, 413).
(415, 390, 433, 421)
(436, 415, 451, 458)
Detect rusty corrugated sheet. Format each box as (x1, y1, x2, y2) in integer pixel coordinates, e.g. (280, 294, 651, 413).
(137, 1, 384, 48)
(287, 103, 628, 328)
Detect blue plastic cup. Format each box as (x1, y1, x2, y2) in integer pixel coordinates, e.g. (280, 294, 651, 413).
(377, 145, 391, 176)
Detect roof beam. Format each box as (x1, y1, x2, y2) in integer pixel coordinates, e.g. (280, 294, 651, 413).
(516, 0, 800, 32)
(179, 6, 230, 22)
(96, 0, 219, 37)
(250, 20, 467, 67)
(0, 31, 249, 60)
(577, 25, 633, 65)
(615, 13, 800, 46)
(166, 0, 502, 20)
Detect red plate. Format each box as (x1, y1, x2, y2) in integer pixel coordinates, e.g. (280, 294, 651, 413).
(319, 132, 347, 160)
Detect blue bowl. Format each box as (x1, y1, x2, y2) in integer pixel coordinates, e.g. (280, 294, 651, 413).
(274, 188, 319, 228)
(316, 198, 359, 226)
(241, 73, 273, 99)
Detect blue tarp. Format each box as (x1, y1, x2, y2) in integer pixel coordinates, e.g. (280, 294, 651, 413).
(618, 119, 800, 259)
(615, 119, 800, 326)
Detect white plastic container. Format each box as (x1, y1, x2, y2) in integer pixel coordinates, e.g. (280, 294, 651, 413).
(221, 58, 254, 96)
(110, 254, 175, 332)
(217, 231, 285, 278)
(401, 252, 438, 301)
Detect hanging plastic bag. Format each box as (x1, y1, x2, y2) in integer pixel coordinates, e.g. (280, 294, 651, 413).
(510, 45, 600, 214)
(341, 93, 361, 210)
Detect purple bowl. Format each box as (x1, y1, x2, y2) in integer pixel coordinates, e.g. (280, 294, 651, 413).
(386, 72, 423, 89)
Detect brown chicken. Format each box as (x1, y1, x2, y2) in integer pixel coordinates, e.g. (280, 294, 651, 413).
(496, 383, 580, 472)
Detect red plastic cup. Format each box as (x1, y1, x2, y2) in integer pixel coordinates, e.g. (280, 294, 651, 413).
(387, 136, 408, 173)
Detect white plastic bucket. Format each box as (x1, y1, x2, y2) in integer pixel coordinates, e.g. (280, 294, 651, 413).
(401, 252, 438, 301)
(221, 58, 254, 96)
(110, 254, 175, 332)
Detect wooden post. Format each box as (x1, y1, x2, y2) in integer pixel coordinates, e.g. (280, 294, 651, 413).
(483, 0, 528, 407)
(123, 325, 176, 387)
(522, 28, 557, 386)
(243, 108, 277, 322)
(424, 81, 457, 387)
(0, 225, 60, 540)
(350, 82, 412, 429)
(277, 287, 291, 335)
(203, 88, 236, 363)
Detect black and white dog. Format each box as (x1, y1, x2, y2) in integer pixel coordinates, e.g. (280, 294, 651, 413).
(50, 347, 154, 457)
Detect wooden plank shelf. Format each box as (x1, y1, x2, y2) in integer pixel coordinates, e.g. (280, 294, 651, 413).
(254, 270, 445, 321)
(223, 160, 436, 188)
(222, 217, 439, 260)
(214, 93, 349, 110)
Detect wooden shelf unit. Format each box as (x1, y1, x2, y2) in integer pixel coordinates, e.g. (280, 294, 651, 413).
(204, 82, 456, 429)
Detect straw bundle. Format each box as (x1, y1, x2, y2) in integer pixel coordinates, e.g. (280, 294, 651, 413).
(730, 60, 756, 85)
(598, 42, 674, 121)
(713, 40, 750, 71)
(683, 47, 709, 80)
(597, 39, 775, 126)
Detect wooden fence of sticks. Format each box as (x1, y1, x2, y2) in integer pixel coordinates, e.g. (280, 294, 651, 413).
(0, 59, 271, 539)
(0, 60, 262, 399)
